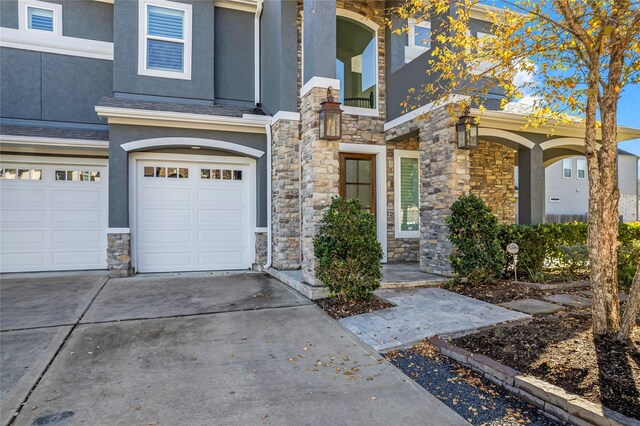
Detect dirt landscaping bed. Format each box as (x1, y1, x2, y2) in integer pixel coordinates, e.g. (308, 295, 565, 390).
(442, 280, 585, 305)
(314, 296, 394, 320)
(452, 310, 640, 420)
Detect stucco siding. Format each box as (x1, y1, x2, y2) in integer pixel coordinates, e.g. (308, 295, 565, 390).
(214, 7, 254, 103)
(113, 0, 215, 101)
(0, 48, 112, 124)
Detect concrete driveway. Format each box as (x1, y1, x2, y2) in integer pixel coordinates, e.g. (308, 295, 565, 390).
(1, 271, 467, 426)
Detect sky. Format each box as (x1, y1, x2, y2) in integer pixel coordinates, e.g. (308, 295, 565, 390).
(486, 0, 640, 156)
(617, 84, 640, 156)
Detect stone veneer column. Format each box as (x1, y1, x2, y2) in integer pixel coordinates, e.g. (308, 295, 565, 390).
(419, 107, 471, 276)
(107, 232, 132, 277)
(271, 118, 301, 269)
(300, 86, 340, 285)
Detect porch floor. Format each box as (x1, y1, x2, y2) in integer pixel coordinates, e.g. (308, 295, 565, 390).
(266, 263, 444, 300)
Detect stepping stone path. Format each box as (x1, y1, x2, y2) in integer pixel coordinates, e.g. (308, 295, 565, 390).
(500, 298, 564, 315)
(544, 293, 592, 308)
(339, 288, 530, 352)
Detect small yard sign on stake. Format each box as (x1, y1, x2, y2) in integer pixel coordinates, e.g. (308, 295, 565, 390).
(507, 243, 519, 282)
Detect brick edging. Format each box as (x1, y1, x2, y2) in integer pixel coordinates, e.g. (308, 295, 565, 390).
(427, 337, 638, 426)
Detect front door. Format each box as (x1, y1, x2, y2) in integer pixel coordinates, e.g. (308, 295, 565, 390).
(339, 153, 376, 216)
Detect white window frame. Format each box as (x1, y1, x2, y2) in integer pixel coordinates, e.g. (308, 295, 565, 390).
(138, 0, 192, 80)
(394, 149, 420, 239)
(404, 18, 431, 63)
(562, 158, 573, 179)
(576, 158, 586, 179)
(19, 0, 62, 36)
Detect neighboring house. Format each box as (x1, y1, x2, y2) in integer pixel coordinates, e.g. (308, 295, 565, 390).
(544, 149, 639, 223)
(1, 0, 639, 295)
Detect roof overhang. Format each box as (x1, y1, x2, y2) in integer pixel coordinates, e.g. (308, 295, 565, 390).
(95, 106, 269, 134)
(471, 108, 640, 142)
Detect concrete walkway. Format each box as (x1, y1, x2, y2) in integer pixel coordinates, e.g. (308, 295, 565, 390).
(1, 271, 467, 426)
(340, 288, 531, 352)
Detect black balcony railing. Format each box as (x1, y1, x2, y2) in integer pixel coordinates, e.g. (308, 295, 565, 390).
(343, 92, 374, 109)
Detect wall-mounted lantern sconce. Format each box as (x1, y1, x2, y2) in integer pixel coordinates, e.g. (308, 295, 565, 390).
(456, 109, 478, 149)
(319, 87, 342, 141)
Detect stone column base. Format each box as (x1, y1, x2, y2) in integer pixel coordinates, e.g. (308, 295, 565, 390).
(107, 233, 132, 278)
(253, 231, 268, 271)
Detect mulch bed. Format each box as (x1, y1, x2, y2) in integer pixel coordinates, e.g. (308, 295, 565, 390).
(443, 280, 583, 305)
(314, 296, 394, 320)
(453, 311, 640, 420)
(386, 342, 560, 425)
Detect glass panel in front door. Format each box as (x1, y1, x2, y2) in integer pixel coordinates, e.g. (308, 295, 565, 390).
(343, 157, 374, 214)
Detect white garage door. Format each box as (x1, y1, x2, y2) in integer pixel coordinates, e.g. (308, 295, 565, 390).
(0, 158, 108, 273)
(135, 159, 254, 273)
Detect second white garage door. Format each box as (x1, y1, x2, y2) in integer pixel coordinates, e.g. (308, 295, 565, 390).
(135, 158, 254, 273)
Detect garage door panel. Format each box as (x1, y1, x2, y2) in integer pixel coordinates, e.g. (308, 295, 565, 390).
(141, 229, 192, 244)
(197, 210, 246, 225)
(198, 251, 245, 266)
(1, 230, 46, 244)
(0, 187, 46, 204)
(140, 252, 192, 269)
(198, 229, 246, 243)
(53, 251, 102, 266)
(52, 210, 101, 224)
(140, 187, 191, 202)
(1, 252, 46, 269)
(51, 189, 101, 205)
(136, 160, 253, 273)
(52, 230, 101, 243)
(0, 160, 107, 272)
(1, 209, 46, 223)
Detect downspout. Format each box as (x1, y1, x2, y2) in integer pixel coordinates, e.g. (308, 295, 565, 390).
(254, 0, 263, 106)
(263, 122, 272, 269)
(255, 0, 272, 270)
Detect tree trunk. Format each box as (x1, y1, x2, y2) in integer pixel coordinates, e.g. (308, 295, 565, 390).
(618, 266, 640, 340)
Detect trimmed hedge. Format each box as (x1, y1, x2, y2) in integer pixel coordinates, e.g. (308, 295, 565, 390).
(499, 221, 640, 287)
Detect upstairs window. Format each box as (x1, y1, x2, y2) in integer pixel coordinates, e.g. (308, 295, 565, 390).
(405, 19, 431, 63)
(577, 158, 586, 179)
(19, 0, 62, 35)
(563, 158, 572, 178)
(138, 0, 192, 80)
(336, 14, 378, 112)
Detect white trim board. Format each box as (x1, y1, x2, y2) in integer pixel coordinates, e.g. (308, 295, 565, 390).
(215, 0, 257, 13)
(384, 94, 468, 132)
(95, 106, 268, 134)
(339, 142, 388, 263)
(0, 27, 114, 60)
(0, 154, 108, 166)
(271, 111, 301, 124)
(478, 128, 535, 149)
(300, 77, 341, 98)
(120, 137, 265, 158)
(0, 135, 109, 150)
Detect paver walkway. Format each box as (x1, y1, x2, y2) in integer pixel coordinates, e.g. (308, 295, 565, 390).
(340, 288, 530, 352)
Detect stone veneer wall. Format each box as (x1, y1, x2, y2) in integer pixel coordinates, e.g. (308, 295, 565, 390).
(107, 233, 131, 277)
(469, 140, 517, 224)
(253, 231, 267, 270)
(418, 107, 471, 276)
(297, 0, 387, 140)
(387, 138, 420, 262)
(300, 86, 340, 285)
(271, 119, 301, 269)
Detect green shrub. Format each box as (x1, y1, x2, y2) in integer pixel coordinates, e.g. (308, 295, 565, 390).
(314, 197, 383, 301)
(446, 195, 506, 283)
(499, 221, 639, 286)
